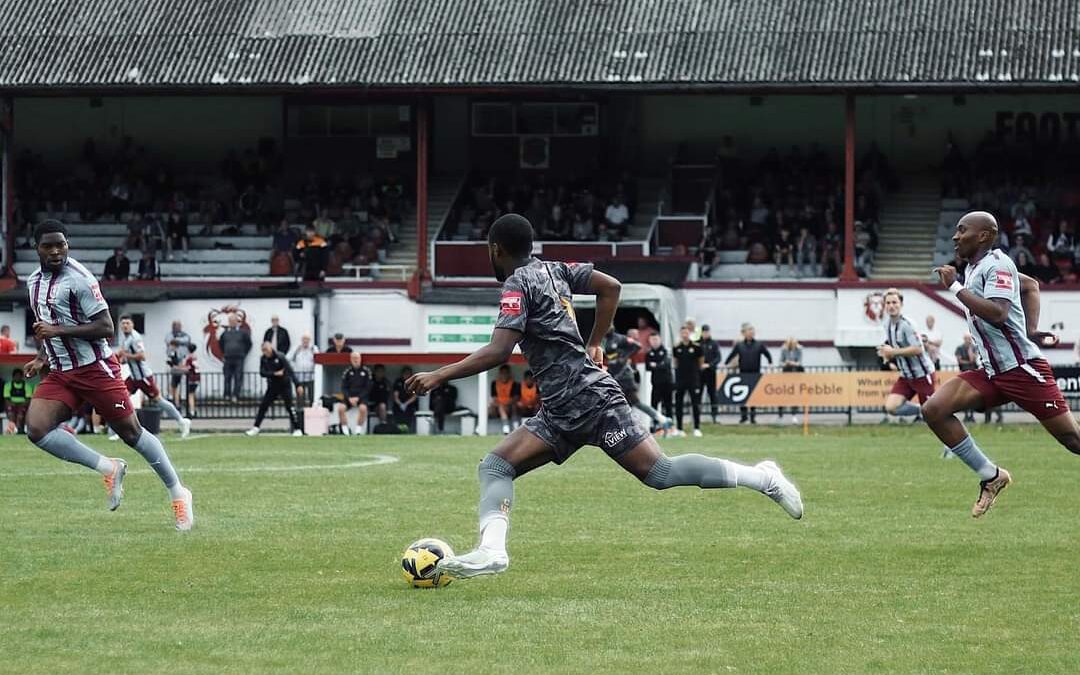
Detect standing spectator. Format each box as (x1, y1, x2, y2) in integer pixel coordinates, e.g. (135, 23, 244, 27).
(672, 326, 704, 437)
(368, 364, 391, 424)
(955, 334, 978, 422)
(336, 351, 371, 436)
(515, 370, 541, 420)
(327, 332, 352, 354)
(289, 332, 318, 404)
(0, 325, 17, 354)
(684, 317, 702, 342)
(137, 251, 160, 280)
(778, 337, 804, 421)
(645, 333, 674, 421)
(4, 368, 33, 434)
(295, 225, 328, 281)
(178, 343, 200, 418)
(165, 320, 191, 404)
(488, 364, 520, 435)
(698, 324, 722, 423)
(795, 226, 818, 277)
(219, 314, 252, 402)
(429, 381, 458, 433)
(725, 323, 773, 424)
(246, 342, 301, 437)
(392, 366, 419, 431)
(263, 315, 291, 355)
(103, 248, 131, 281)
(923, 315, 943, 370)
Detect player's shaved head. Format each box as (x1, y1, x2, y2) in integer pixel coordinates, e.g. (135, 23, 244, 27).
(958, 210, 998, 235)
(953, 210, 1000, 261)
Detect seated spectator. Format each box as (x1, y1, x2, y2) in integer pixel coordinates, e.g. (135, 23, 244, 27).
(102, 248, 130, 280)
(335, 351, 371, 436)
(429, 381, 459, 433)
(796, 225, 818, 277)
(604, 195, 630, 237)
(0, 324, 16, 355)
(327, 332, 352, 354)
(773, 225, 794, 270)
(273, 218, 298, 254)
(166, 212, 188, 261)
(1046, 219, 1074, 262)
(749, 196, 770, 226)
(489, 364, 519, 435)
(368, 364, 390, 424)
(1011, 192, 1036, 221)
(854, 221, 874, 277)
(313, 208, 336, 240)
(515, 370, 541, 419)
(571, 212, 594, 241)
(1008, 234, 1034, 264)
(294, 225, 328, 281)
(137, 251, 160, 280)
(109, 174, 131, 221)
(1012, 214, 1034, 240)
(392, 366, 419, 431)
(746, 241, 770, 264)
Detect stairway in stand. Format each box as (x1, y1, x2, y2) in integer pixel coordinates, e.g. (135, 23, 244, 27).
(871, 175, 941, 280)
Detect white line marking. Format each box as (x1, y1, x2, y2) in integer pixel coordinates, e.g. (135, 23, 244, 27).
(0, 454, 399, 478)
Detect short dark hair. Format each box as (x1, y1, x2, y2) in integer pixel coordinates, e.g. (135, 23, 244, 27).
(488, 213, 534, 258)
(34, 219, 68, 243)
(119, 314, 133, 322)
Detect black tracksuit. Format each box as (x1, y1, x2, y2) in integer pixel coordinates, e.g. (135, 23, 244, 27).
(645, 346, 674, 418)
(698, 336, 722, 421)
(726, 339, 773, 423)
(672, 341, 703, 431)
(254, 350, 299, 431)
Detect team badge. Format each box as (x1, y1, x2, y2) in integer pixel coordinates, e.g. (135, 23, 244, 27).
(500, 292, 523, 316)
(993, 270, 1013, 291)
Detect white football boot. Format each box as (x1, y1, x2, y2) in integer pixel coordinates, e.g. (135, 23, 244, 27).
(179, 418, 192, 439)
(436, 547, 510, 579)
(756, 460, 804, 520)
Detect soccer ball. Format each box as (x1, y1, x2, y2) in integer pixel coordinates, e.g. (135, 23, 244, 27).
(401, 538, 454, 588)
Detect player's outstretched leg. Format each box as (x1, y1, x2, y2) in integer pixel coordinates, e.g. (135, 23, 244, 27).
(922, 378, 1010, 517)
(437, 427, 557, 580)
(1039, 409, 1080, 456)
(884, 393, 920, 421)
(617, 435, 803, 519)
(111, 415, 194, 530)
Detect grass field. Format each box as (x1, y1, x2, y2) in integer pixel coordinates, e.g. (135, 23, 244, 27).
(1, 425, 1078, 674)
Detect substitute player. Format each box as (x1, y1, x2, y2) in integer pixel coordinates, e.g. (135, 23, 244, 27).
(925, 211, 1080, 517)
(116, 314, 191, 438)
(876, 288, 936, 421)
(23, 220, 193, 530)
(407, 214, 802, 579)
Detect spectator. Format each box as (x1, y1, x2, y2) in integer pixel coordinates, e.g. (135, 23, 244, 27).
(313, 208, 336, 240)
(392, 366, 419, 431)
(108, 174, 130, 221)
(102, 248, 131, 280)
(327, 332, 352, 354)
(1046, 220, 1074, 262)
(515, 370, 541, 420)
(778, 336, 804, 421)
(336, 351, 371, 436)
(4, 368, 33, 434)
(645, 332, 674, 420)
(725, 322, 772, 424)
(137, 251, 160, 280)
(604, 195, 630, 237)
(263, 314, 291, 355)
(289, 332, 318, 404)
(165, 320, 191, 404)
(295, 225, 328, 281)
(368, 364, 391, 424)
(773, 226, 794, 271)
(854, 221, 874, 276)
(0, 325, 17, 354)
(571, 212, 594, 241)
(672, 325, 703, 436)
(166, 212, 189, 261)
(821, 220, 843, 277)
(489, 364, 520, 435)
(698, 324, 722, 423)
(1030, 252, 1061, 284)
(955, 333, 978, 422)
(273, 218, 298, 254)
(1011, 192, 1036, 221)
(246, 342, 301, 437)
(1008, 234, 1033, 264)
(219, 314, 252, 402)
(429, 380, 458, 433)
(795, 225, 818, 277)
(923, 315, 943, 370)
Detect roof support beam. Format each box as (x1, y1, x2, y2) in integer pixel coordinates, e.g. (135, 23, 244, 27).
(841, 93, 857, 282)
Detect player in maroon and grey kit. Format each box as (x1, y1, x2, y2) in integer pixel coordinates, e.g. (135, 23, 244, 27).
(23, 220, 194, 530)
(925, 211, 1079, 517)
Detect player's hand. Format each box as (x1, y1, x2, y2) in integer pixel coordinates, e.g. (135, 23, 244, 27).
(876, 344, 894, 360)
(933, 265, 957, 289)
(406, 371, 443, 396)
(586, 344, 604, 366)
(1029, 330, 1060, 347)
(23, 358, 45, 379)
(32, 321, 63, 341)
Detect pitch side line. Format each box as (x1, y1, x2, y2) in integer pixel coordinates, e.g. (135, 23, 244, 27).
(0, 454, 399, 478)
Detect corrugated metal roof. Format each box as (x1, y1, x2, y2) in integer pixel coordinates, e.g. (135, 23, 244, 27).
(0, 0, 1078, 90)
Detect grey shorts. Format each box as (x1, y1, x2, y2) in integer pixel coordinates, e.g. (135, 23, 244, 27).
(523, 383, 650, 465)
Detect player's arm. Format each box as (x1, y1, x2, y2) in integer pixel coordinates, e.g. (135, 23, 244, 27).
(33, 308, 113, 342)
(1018, 273, 1059, 346)
(407, 328, 520, 395)
(761, 343, 773, 364)
(585, 270, 622, 363)
(23, 342, 49, 378)
(933, 265, 1010, 325)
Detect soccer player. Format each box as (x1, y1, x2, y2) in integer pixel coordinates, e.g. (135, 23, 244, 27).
(876, 288, 936, 422)
(116, 314, 192, 438)
(407, 214, 802, 579)
(603, 326, 670, 433)
(23, 220, 194, 530)
(925, 211, 1080, 517)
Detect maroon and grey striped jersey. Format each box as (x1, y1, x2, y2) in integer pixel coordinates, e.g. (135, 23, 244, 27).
(27, 257, 113, 371)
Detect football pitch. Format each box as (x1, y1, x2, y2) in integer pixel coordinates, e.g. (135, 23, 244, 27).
(1, 425, 1078, 674)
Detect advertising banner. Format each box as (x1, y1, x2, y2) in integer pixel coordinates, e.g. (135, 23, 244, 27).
(715, 370, 963, 408)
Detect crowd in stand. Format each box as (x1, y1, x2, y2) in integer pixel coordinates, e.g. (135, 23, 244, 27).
(443, 173, 638, 242)
(941, 131, 1080, 283)
(698, 140, 893, 278)
(13, 136, 407, 281)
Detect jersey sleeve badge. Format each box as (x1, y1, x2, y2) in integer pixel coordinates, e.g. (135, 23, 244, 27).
(500, 292, 524, 316)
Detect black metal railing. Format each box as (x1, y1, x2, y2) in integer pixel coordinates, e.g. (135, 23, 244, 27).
(162, 371, 314, 420)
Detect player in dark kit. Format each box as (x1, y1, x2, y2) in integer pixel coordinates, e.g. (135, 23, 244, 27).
(602, 327, 670, 433)
(924, 211, 1080, 517)
(407, 214, 802, 579)
(23, 220, 193, 530)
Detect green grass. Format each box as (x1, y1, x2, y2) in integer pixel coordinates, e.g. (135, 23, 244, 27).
(1, 425, 1078, 674)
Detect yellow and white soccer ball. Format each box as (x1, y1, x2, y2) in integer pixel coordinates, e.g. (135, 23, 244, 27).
(401, 538, 454, 588)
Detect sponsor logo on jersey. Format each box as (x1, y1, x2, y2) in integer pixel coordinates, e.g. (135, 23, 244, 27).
(603, 428, 629, 448)
(993, 270, 1014, 291)
(500, 292, 523, 316)
(90, 283, 104, 303)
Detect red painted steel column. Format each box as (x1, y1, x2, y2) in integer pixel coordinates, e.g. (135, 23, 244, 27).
(841, 94, 857, 281)
(415, 100, 430, 283)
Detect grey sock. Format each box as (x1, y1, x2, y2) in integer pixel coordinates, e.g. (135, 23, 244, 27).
(34, 428, 111, 473)
(893, 401, 921, 417)
(949, 435, 998, 481)
(643, 454, 738, 490)
(131, 429, 181, 492)
(477, 453, 515, 528)
(157, 397, 184, 423)
(633, 400, 664, 424)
